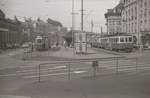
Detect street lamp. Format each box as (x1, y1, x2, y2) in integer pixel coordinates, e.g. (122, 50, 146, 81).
(72, 0, 75, 54)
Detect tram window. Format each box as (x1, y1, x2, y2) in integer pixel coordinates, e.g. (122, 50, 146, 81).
(125, 37, 128, 42)
(116, 38, 119, 42)
(37, 39, 42, 43)
(120, 37, 124, 42)
(129, 37, 132, 42)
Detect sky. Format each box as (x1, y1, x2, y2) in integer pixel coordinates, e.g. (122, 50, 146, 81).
(0, 0, 119, 32)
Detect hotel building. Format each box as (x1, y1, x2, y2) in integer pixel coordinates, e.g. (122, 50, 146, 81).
(105, 2, 123, 35)
(121, 0, 150, 45)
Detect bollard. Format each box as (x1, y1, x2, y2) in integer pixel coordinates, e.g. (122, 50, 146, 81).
(67, 64, 71, 80)
(38, 64, 41, 82)
(136, 58, 138, 72)
(92, 60, 99, 77)
(116, 57, 119, 74)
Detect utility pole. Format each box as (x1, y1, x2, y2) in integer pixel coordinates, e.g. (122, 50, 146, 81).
(72, 0, 75, 31)
(72, 0, 75, 51)
(101, 26, 103, 34)
(137, 0, 142, 51)
(91, 20, 94, 33)
(81, 0, 84, 31)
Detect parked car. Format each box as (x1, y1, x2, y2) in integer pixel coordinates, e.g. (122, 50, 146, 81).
(21, 43, 29, 48)
(143, 44, 150, 50)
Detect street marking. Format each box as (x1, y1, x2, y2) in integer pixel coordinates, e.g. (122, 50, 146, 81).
(24, 73, 66, 78)
(24, 70, 88, 79)
(0, 67, 17, 70)
(17, 66, 67, 73)
(55, 66, 66, 69)
(19, 65, 37, 68)
(17, 69, 67, 75)
(16, 69, 37, 73)
(73, 71, 87, 74)
(17, 66, 88, 74)
(0, 73, 17, 77)
(72, 67, 89, 70)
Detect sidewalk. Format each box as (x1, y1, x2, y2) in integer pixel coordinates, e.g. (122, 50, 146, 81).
(42, 47, 119, 60)
(11, 47, 119, 61)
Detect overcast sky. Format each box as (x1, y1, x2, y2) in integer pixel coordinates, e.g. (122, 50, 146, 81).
(0, 0, 119, 32)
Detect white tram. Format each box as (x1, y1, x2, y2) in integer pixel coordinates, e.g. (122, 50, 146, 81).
(92, 34, 133, 52)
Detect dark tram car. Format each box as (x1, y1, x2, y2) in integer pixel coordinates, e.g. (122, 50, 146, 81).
(35, 36, 50, 51)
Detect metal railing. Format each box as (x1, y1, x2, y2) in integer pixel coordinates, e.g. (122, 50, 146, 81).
(36, 57, 150, 82)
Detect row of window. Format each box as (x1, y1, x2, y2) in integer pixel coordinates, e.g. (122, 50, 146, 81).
(139, 0, 150, 8)
(108, 21, 121, 25)
(100, 36, 132, 43)
(122, 23, 137, 33)
(123, 0, 136, 5)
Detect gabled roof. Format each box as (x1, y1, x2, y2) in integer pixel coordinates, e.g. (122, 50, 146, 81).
(0, 9, 5, 19)
(105, 2, 123, 18)
(113, 3, 124, 13)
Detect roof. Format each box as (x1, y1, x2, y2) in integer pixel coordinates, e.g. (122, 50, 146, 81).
(105, 3, 123, 18)
(0, 9, 5, 19)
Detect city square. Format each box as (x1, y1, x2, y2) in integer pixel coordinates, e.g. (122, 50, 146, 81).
(0, 0, 150, 98)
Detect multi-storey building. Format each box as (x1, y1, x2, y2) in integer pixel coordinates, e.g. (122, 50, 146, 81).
(105, 1, 123, 35)
(122, 0, 150, 45)
(138, 0, 150, 45)
(0, 9, 22, 49)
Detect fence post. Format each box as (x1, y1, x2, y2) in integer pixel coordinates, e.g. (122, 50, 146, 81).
(136, 58, 138, 72)
(68, 64, 71, 80)
(38, 64, 41, 82)
(116, 57, 119, 74)
(22, 49, 26, 60)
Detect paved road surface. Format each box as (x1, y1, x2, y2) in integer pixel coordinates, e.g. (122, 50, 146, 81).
(0, 48, 150, 98)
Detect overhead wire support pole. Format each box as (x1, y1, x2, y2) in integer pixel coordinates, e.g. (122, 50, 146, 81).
(91, 20, 94, 33)
(72, 0, 75, 54)
(81, 0, 84, 31)
(72, 0, 75, 31)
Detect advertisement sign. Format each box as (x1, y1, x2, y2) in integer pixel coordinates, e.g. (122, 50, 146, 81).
(74, 31, 87, 54)
(75, 43, 81, 53)
(75, 32, 86, 43)
(82, 43, 87, 53)
(81, 33, 86, 42)
(75, 33, 81, 43)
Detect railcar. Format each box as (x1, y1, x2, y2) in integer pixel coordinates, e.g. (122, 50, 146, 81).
(35, 36, 50, 51)
(92, 34, 133, 52)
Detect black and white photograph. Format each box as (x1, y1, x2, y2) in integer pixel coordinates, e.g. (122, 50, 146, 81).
(0, 0, 150, 98)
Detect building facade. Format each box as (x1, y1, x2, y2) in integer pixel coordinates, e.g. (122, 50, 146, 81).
(105, 2, 123, 35)
(0, 9, 22, 49)
(22, 18, 67, 46)
(138, 0, 150, 45)
(121, 0, 150, 45)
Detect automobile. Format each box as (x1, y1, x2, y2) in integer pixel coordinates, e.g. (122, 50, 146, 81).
(143, 44, 150, 50)
(21, 43, 29, 48)
(6, 44, 13, 49)
(14, 43, 20, 48)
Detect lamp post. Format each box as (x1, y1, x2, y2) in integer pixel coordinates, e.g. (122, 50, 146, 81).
(137, 0, 142, 52)
(72, 0, 75, 54)
(81, 0, 84, 31)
